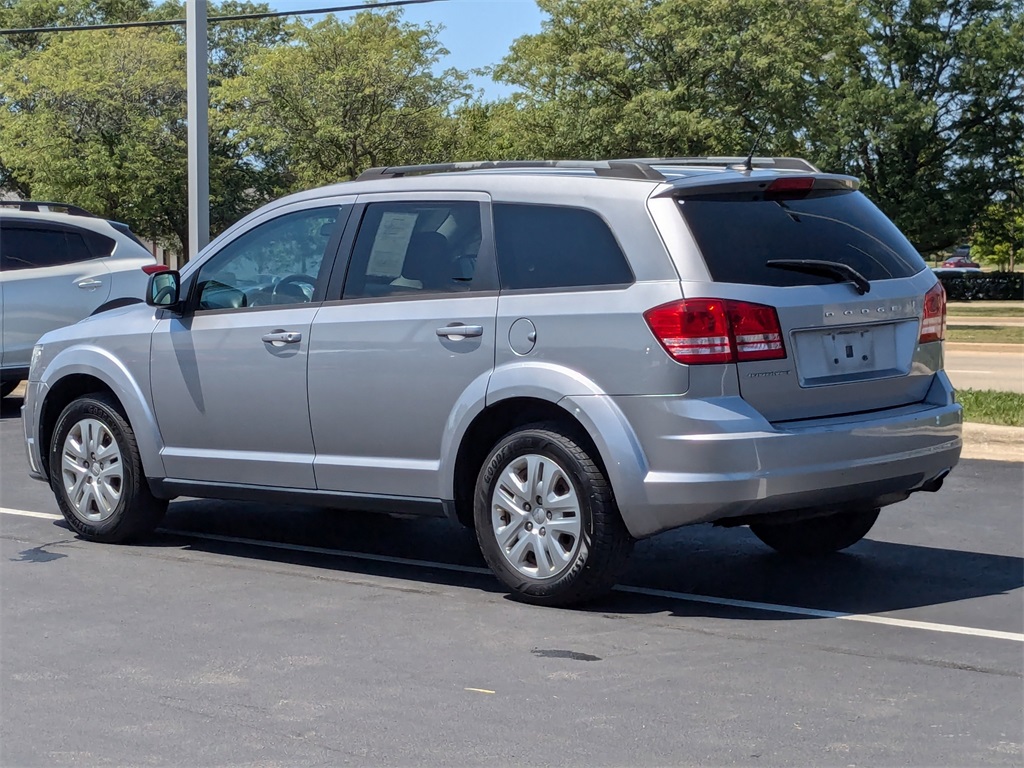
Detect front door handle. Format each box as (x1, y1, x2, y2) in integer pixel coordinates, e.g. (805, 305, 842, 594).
(436, 324, 483, 339)
(77, 279, 103, 289)
(261, 331, 302, 345)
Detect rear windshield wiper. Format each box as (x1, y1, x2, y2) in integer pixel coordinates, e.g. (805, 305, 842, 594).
(766, 259, 871, 295)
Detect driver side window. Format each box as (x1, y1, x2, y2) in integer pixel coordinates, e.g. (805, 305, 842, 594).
(195, 207, 340, 311)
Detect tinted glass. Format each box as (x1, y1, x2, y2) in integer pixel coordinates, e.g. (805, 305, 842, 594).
(493, 204, 633, 290)
(109, 221, 147, 248)
(195, 207, 339, 310)
(678, 190, 927, 286)
(343, 201, 482, 299)
(0, 225, 106, 271)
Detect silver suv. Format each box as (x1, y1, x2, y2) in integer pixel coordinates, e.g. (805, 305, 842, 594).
(1, 202, 155, 397)
(22, 158, 962, 605)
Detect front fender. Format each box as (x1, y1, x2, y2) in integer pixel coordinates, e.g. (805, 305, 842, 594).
(39, 346, 165, 479)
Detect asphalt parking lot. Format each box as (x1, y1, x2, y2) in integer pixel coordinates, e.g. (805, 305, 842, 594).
(2, 394, 1022, 767)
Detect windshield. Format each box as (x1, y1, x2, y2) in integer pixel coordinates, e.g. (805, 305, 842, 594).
(678, 190, 927, 286)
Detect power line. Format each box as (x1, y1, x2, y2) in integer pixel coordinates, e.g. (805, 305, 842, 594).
(0, 0, 445, 36)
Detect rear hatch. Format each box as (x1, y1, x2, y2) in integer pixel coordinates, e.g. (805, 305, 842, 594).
(670, 177, 942, 422)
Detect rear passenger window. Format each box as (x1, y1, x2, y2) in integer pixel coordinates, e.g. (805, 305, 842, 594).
(493, 204, 633, 290)
(0, 225, 109, 271)
(343, 202, 483, 299)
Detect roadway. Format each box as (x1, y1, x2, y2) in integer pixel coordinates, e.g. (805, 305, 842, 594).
(1, 396, 1021, 766)
(946, 347, 1024, 393)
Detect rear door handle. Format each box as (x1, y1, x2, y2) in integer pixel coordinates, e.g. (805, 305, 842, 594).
(77, 279, 103, 289)
(261, 331, 302, 344)
(436, 324, 483, 339)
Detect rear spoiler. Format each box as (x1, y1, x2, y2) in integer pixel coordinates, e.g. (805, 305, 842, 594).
(654, 173, 860, 198)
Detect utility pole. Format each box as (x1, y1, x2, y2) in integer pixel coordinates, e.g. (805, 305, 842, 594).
(186, 0, 209, 260)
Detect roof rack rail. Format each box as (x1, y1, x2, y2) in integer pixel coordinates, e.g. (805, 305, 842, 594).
(627, 156, 820, 172)
(0, 200, 97, 217)
(355, 156, 819, 182)
(357, 159, 665, 182)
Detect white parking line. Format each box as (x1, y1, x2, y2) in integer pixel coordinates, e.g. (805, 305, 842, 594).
(1, 508, 63, 521)
(2, 506, 1022, 643)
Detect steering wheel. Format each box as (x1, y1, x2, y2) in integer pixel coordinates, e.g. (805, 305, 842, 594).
(272, 273, 317, 303)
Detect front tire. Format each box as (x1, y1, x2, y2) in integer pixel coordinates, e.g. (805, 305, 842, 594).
(474, 424, 633, 606)
(49, 393, 167, 543)
(749, 508, 880, 556)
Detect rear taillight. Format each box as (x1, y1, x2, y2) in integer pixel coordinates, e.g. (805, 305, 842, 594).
(644, 299, 786, 365)
(142, 264, 170, 275)
(919, 282, 946, 343)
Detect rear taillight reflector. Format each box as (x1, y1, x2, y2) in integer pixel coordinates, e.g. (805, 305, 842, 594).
(644, 299, 786, 365)
(919, 282, 946, 343)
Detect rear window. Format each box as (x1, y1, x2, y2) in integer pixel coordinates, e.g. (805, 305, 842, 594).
(493, 204, 633, 290)
(678, 190, 927, 286)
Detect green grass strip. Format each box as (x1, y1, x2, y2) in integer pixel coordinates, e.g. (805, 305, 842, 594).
(946, 326, 1024, 344)
(957, 389, 1024, 427)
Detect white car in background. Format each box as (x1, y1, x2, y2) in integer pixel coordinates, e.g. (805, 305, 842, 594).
(0, 202, 157, 397)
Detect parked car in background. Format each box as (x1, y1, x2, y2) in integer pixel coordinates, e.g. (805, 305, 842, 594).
(0, 202, 156, 397)
(941, 254, 980, 269)
(22, 158, 962, 606)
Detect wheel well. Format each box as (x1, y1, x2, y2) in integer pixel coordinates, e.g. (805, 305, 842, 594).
(39, 374, 119, 478)
(452, 397, 605, 529)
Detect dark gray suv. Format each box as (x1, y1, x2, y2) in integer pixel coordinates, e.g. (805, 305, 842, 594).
(22, 158, 962, 605)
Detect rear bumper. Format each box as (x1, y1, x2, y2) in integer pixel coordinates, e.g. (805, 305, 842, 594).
(583, 374, 962, 539)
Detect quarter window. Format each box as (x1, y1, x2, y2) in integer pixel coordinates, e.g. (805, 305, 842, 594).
(493, 204, 633, 290)
(343, 201, 483, 299)
(194, 207, 340, 310)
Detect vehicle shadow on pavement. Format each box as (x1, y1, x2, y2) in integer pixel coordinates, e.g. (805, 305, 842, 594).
(1, 395, 23, 419)
(40, 497, 1022, 622)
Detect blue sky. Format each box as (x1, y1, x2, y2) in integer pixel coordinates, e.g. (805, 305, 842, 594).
(275, 0, 547, 99)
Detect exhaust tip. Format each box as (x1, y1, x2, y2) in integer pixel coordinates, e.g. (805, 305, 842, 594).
(921, 468, 952, 493)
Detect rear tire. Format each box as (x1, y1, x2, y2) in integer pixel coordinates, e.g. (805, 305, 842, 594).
(474, 424, 633, 606)
(750, 508, 880, 556)
(49, 393, 167, 543)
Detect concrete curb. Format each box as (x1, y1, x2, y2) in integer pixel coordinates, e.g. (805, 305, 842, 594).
(947, 318, 1024, 327)
(961, 422, 1024, 462)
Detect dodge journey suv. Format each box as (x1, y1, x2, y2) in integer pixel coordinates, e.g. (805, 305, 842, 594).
(22, 157, 962, 605)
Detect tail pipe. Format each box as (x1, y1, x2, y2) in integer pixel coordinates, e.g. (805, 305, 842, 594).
(920, 468, 952, 493)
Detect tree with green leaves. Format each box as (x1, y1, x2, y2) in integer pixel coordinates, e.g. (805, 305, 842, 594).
(0, 0, 291, 255)
(970, 157, 1023, 270)
(478, 0, 1022, 256)
(480, 0, 861, 160)
(0, 26, 189, 245)
(806, 0, 1024, 255)
(217, 9, 471, 186)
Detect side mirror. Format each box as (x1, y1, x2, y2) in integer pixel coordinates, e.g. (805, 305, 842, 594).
(146, 269, 182, 310)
